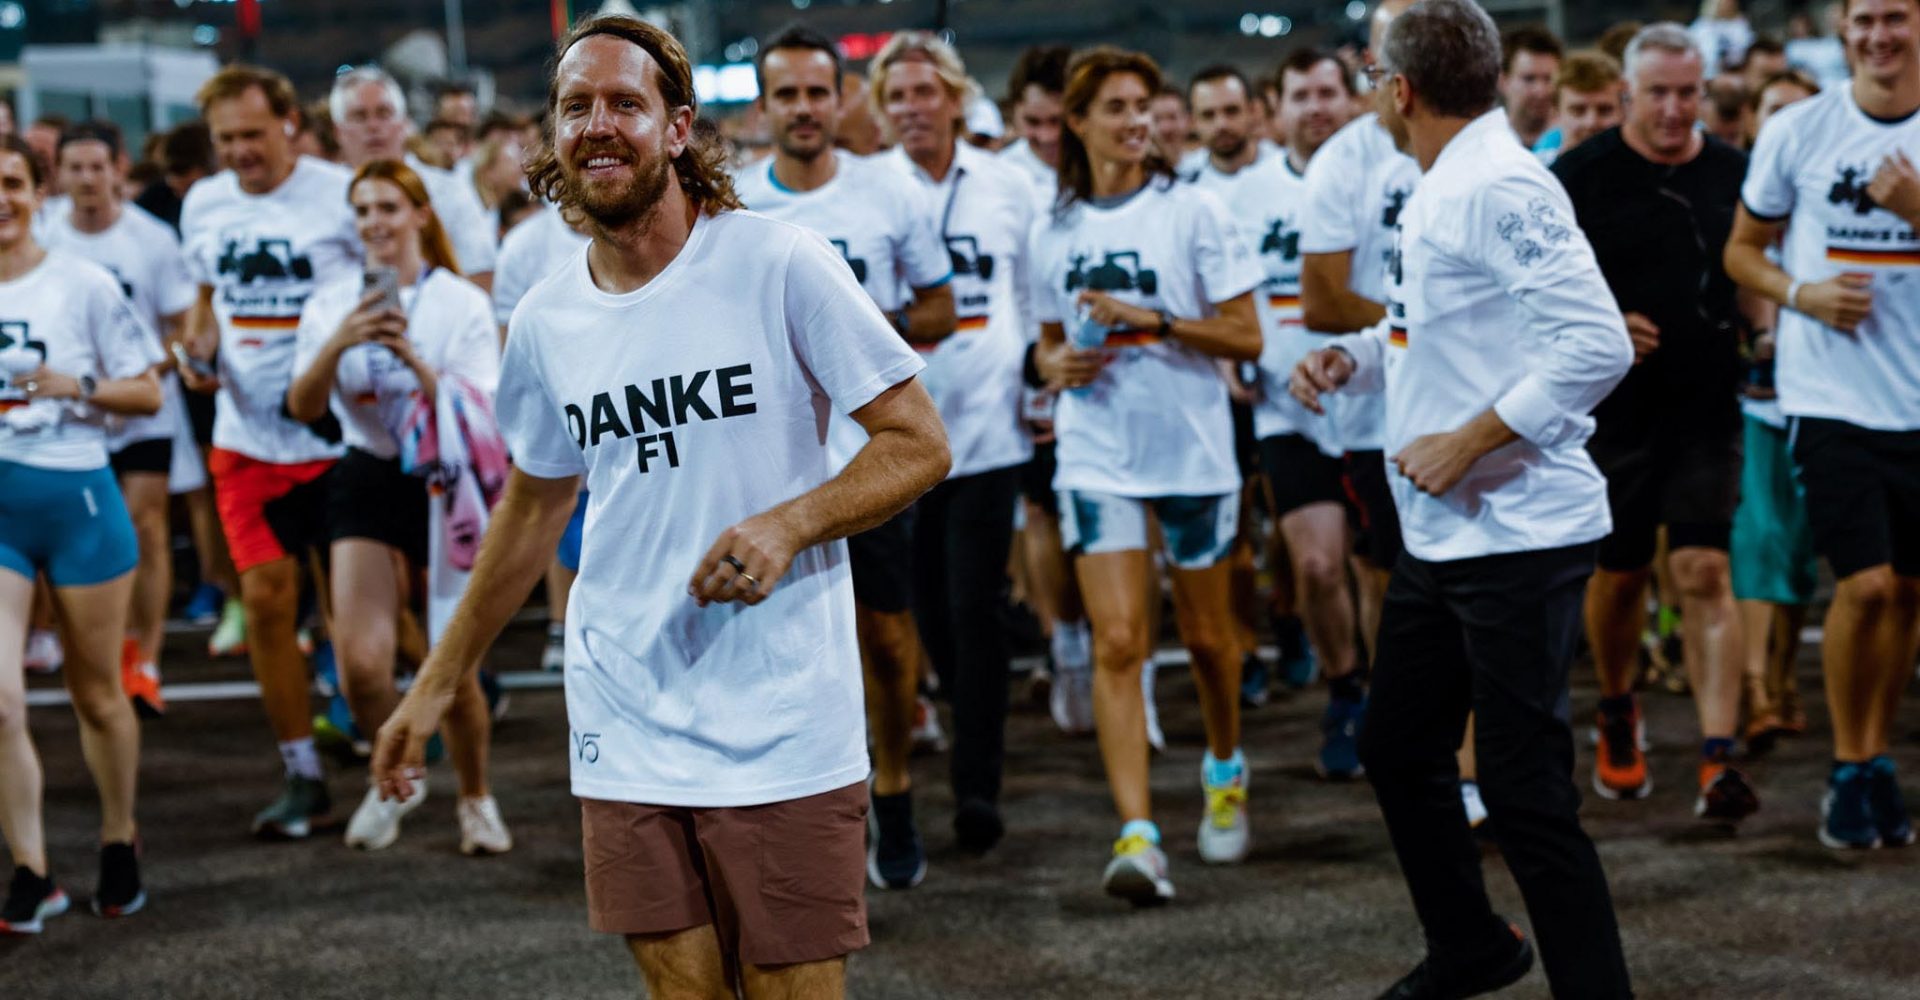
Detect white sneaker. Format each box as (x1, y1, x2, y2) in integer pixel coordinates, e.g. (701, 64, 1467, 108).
(1142, 658, 1165, 753)
(1198, 761, 1250, 864)
(1461, 780, 1489, 829)
(910, 695, 949, 754)
(1102, 834, 1175, 905)
(343, 778, 428, 851)
(539, 627, 565, 673)
(458, 795, 514, 855)
(23, 629, 63, 675)
(1050, 665, 1095, 736)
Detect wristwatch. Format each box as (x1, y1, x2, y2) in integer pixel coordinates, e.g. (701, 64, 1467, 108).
(1156, 310, 1174, 338)
(78, 374, 98, 400)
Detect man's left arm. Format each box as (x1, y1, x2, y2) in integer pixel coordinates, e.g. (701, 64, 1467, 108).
(1394, 178, 1632, 496)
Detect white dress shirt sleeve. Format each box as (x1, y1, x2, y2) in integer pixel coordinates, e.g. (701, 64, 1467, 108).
(1335, 318, 1392, 396)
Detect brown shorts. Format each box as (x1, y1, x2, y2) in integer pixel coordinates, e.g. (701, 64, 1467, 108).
(581, 781, 870, 967)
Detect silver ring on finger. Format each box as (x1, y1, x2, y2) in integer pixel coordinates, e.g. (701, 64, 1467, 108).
(737, 571, 759, 590)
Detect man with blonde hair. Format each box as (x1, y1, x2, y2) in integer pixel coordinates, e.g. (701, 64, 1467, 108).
(1534, 49, 1624, 164)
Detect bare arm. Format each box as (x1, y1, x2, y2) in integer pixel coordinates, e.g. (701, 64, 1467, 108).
(688, 376, 951, 606)
(176, 286, 219, 393)
(1076, 289, 1263, 362)
(1725, 207, 1873, 332)
(285, 294, 404, 423)
(23, 368, 161, 416)
(1300, 251, 1387, 333)
(901, 282, 958, 345)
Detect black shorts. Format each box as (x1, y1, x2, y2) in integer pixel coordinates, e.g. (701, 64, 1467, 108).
(110, 438, 173, 477)
(1588, 419, 1741, 571)
(1342, 450, 1404, 570)
(1230, 398, 1261, 480)
(1789, 417, 1920, 579)
(184, 388, 216, 447)
(1020, 442, 1059, 517)
(326, 448, 429, 567)
(849, 507, 916, 614)
(1259, 433, 1345, 518)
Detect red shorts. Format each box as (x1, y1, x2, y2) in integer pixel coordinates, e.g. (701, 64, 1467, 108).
(581, 782, 870, 967)
(209, 447, 336, 574)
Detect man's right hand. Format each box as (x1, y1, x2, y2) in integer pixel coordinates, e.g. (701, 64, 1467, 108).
(1796, 274, 1873, 333)
(1623, 312, 1660, 364)
(175, 340, 220, 394)
(1290, 347, 1355, 414)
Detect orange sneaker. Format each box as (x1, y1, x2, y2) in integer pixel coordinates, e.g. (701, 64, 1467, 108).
(119, 639, 165, 719)
(1696, 760, 1759, 823)
(1593, 702, 1651, 800)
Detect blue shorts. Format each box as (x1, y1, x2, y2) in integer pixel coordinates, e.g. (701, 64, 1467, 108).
(1057, 489, 1238, 570)
(0, 460, 139, 587)
(557, 490, 588, 572)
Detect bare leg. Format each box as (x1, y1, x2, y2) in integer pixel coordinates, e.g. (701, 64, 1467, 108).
(442, 673, 492, 799)
(1737, 599, 1779, 723)
(627, 925, 733, 1000)
(1862, 576, 1920, 758)
(545, 558, 575, 629)
(185, 486, 238, 595)
(860, 606, 920, 797)
(1278, 503, 1357, 681)
(1077, 550, 1154, 822)
(1457, 717, 1477, 782)
(1351, 560, 1391, 665)
(1022, 499, 1084, 633)
(0, 570, 47, 873)
(1669, 548, 1744, 742)
(53, 573, 141, 844)
(118, 472, 171, 665)
(743, 957, 848, 1000)
(1822, 567, 1907, 762)
(240, 557, 312, 743)
(1586, 567, 1652, 700)
(330, 540, 402, 735)
(1167, 560, 1243, 759)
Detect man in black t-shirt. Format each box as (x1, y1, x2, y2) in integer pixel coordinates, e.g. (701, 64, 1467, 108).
(1553, 23, 1758, 824)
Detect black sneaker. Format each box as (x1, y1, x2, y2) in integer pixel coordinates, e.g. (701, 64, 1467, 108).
(0, 866, 69, 935)
(252, 774, 334, 840)
(1377, 920, 1534, 999)
(92, 842, 146, 918)
(1820, 762, 1880, 850)
(953, 796, 1004, 854)
(867, 790, 927, 890)
(1867, 756, 1916, 848)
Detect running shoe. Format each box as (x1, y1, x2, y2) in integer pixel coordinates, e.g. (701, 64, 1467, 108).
(1049, 665, 1095, 736)
(1744, 710, 1788, 758)
(1275, 616, 1317, 690)
(1240, 651, 1271, 708)
(1820, 763, 1880, 850)
(1101, 833, 1174, 906)
(344, 778, 429, 851)
(1866, 756, 1916, 848)
(1317, 696, 1366, 780)
(207, 599, 246, 658)
(1461, 780, 1489, 830)
(1142, 659, 1165, 754)
(539, 623, 565, 673)
(0, 867, 68, 935)
(867, 789, 927, 889)
(1197, 766, 1250, 865)
(480, 670, 510, 723)
(1593, 702, 1651, 801)
(953, 796, 1004, 854)
(92, 842, 145, 918)
(251, 774, 333, 840)
(1695, 760, 1760, 824)
(1376, 919, 1534, 1000)
(458, 795, 514, 856)
(23, 628, 62, 675)
(182, 582, 225, 625)
(911, 695, 949, 754)
(119, 638, 165, 719)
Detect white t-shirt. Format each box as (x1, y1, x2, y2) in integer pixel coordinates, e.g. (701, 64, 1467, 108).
(407, 153, 498, 278)
(1336, 111, 1631, 562)
(1027, 178, 1263, 498)
(1189, 145, 1338, 454)
(1300, 113, 1421, 453)
(41, 204, 198, 449)
(733, 150, 952, 469)
(879, 143, 1035, 478)
(999, 138, 1058, 209)
(1742, 87, 1920, 431)
(292, 268, 501, 459)
(496, 210, 924, 807)
(181, 157, 362, 464)
(1690, 16, 1756, 73)
(492, 205, 591, 326)
(0, 251, 165, 471)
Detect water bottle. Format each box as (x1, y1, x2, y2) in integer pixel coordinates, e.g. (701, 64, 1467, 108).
(1067, 306, 1108, 397)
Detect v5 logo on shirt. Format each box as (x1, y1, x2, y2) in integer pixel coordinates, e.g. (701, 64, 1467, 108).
(1065, 251, 1159, 294)
(216, 237, 316, 284)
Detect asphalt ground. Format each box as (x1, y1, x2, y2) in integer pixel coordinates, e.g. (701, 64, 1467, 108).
(5, 619, 1919, 1000)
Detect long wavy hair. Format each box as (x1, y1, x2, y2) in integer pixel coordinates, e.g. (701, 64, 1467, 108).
(349, 159, 462, 275)
(1055, 48, 1176, 218)
(525, 15, 741, 217)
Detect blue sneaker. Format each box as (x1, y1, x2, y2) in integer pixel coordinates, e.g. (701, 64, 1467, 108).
(1867, 756, 1916, 848)
(1281, 645, 1319, 691)
(1240, 653, 1271, 708)
(183, 582, 224, 626)
(1820, 763, 1880, 850)
(868, 790, 927, 889)
(1317, 696, 1366, 780)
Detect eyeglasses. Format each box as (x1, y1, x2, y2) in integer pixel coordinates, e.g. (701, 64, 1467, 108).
(1362, 64, 1392, 85)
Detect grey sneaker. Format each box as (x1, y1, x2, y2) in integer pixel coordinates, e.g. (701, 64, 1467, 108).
(252, 774, 333, 840)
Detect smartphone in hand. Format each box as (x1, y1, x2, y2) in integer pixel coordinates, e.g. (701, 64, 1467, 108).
(170, 341, 216, 379)
(364, 266, 402, 314)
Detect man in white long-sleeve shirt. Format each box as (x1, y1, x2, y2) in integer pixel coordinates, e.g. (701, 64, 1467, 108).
(1291, 2, 1633, 997)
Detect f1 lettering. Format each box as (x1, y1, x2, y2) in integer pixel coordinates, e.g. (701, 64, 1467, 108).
(562, 363, 755, 474)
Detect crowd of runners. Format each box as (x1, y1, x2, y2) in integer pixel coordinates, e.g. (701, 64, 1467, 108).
(0, 0, 1916, 996)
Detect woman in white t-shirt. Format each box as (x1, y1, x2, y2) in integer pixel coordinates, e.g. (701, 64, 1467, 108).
(0, 135, 163, 932)
(1029, 49, 1264, 906)
(287, 160, 508, 856)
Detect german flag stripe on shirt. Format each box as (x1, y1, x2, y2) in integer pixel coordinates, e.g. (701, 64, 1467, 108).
(1101, 328, 1162, 348)
(230, 315, 302, 330)
(1388, 327, 1409, 348)
(1266, 294, 1301, 310)
(1826, 246, 1920, 267)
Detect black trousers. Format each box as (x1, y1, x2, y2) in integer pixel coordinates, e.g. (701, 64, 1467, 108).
(913, 464, 1020, 806)
(1360, 542, 1632, 999)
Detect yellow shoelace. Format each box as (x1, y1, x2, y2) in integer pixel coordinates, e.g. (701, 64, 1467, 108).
(1206, 786, 1247, 829)
(1112, 833, 1158, 858)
